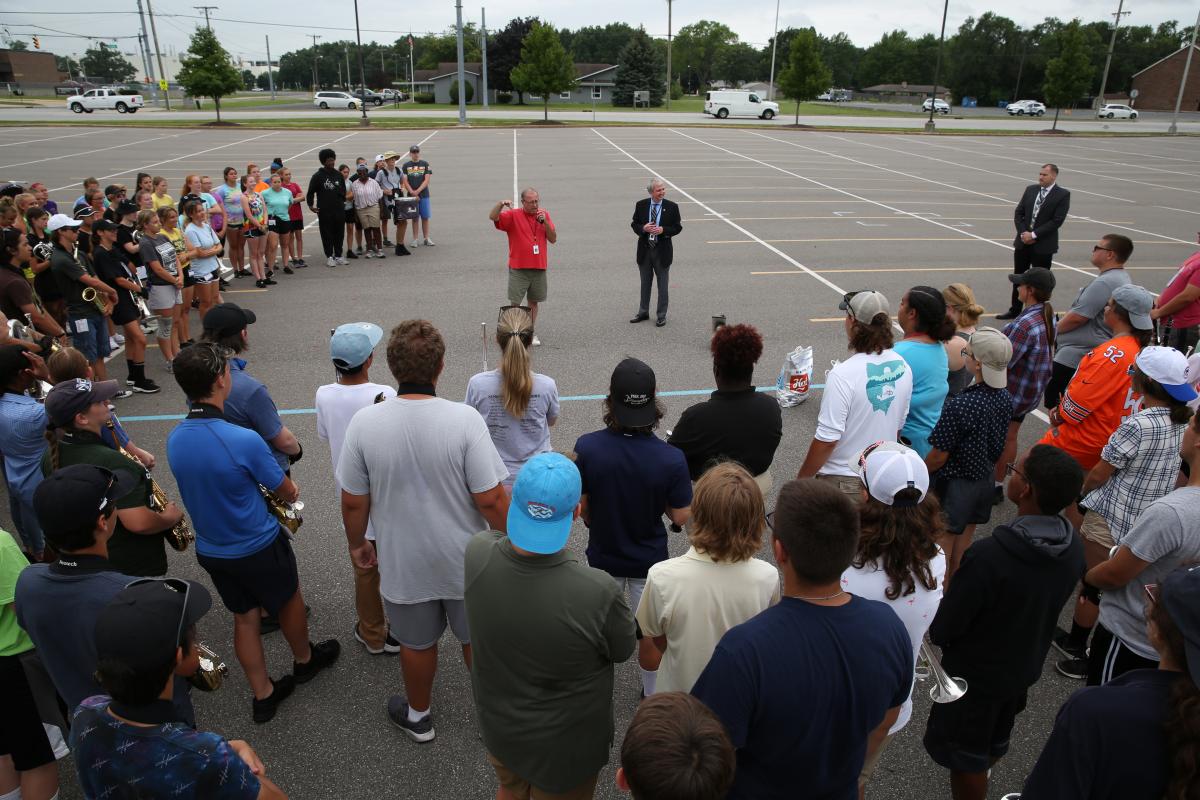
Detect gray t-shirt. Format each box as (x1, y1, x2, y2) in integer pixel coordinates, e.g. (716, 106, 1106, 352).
(1054, 268, 1131, 368)
(464, 369, 560, 485)
(1099, 486, 1200, 659)
(336, 397, 508, 604)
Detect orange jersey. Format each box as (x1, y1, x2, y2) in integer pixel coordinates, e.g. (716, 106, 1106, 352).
(1039, 334, 1142, 469)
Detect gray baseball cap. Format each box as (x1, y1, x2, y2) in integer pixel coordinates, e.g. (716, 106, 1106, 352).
(1111, 284, 1154, 330)
(840, 291, 890, 325)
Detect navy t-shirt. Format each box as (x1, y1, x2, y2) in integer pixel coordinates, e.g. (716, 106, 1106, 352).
(573, 428, 692, 579)
(1021, 669, 1175, 800)
(692, 596, 912, 800)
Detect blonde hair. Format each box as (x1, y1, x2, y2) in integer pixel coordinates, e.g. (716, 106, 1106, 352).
(47, 346, 90, 384)
(136, 209, 157, 231)
(943, 283, 984, 328)
(496, 306, 534, 418)
(688, 463, 766, 563)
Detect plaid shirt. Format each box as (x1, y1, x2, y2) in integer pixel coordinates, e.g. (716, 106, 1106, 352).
(1082, 406, 1186, 542)
(1003, 303, 1052, 416)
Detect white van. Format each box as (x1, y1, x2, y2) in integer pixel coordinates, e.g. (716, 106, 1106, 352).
(704, 90, 780, 120)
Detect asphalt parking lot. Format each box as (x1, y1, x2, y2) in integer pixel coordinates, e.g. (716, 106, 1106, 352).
(3, 125, 1198, 799)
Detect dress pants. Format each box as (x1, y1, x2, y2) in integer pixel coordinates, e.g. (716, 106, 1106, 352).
(1010, 246, 1053, 310)
(638, 248, 669, 321)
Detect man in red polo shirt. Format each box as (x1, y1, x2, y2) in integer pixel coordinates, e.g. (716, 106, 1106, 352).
(489, 188, 557, 347)
(1151, 232, 1200, 355)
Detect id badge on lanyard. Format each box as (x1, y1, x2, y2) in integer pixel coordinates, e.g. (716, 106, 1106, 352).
(527, 214, 541, 256)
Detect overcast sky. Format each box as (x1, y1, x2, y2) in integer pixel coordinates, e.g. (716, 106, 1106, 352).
(4, 0, 1196, 62)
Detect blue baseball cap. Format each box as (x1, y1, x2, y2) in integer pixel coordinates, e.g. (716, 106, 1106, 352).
(330, 322, 383, 369)
(507, 453, 581, 554)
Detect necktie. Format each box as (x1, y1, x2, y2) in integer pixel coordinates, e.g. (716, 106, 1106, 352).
(1031, 188, 1048, 226)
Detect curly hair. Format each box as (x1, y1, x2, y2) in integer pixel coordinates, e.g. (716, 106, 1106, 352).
(853, 491, 944, 600)
(1149, 593, 1200, 800)
(602, 396, 665, 434)
(849, 316, 895, 355)
(688, 463, 766, 563)
(711, 324, 763, 384)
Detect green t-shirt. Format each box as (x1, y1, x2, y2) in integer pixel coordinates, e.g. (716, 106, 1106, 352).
(42, 429, 164, 577)
(463, 531, 637, 793)
(0, 528, 34, 656)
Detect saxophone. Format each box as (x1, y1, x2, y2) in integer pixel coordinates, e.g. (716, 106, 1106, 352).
(105, 420, 194, 551)
(260, 484, 304, 534)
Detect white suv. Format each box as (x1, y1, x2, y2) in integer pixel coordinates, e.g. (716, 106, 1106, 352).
(1006, 100, 1046, 116)
(313, 91, 359, 110)
(922, 98, 950, 114)
(1097, 103, 1138, 120)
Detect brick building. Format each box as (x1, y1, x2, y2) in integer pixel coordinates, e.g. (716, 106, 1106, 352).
(1130, 44, 1200, 111)
(0, 49, 68, 91)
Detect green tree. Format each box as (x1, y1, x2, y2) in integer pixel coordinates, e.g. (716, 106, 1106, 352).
(240, 69, 255, 90)
(612, 28, 665, 106)
(255, 71, 278, 91)
(449, 78, 475, 103)
(715, 41, 760, 86)
(10, 40, 28, 51)
(778, 29, 832, 124)
(415, 26, 481, 69)
(672, 20, 737, 88)
(80, 44, 136, 84)
(1043, 20, 1094, 130)
(817, 32, 863, 88)
(492, 17, 540, 103)
(566, 23, 637, 64)
(55, 54, 81, 79)
(510, 21, 577, 120)
(175, 25, 242, 122)
(856, 30, 917, 87)
(947, 13, 1023, 105)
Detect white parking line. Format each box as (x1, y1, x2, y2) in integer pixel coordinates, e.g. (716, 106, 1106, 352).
(512, 130, 519, 200)
(989, 138, 1200, 178)
(0, 132, 195, 172)
(0, 130, 98, 148)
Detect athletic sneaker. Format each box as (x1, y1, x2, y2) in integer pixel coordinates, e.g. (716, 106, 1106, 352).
(327, 256, 337, 267)
(423, 238, 435, 246)
(347, 250, 358, 259)
(354, 624, 401, 655)
(293, 639, 341, 684)
(395, 245, 411, 256)
(337, 256, 349, 266)
(532, 335, 542, 347)
(1051, 628, 1086, 660)
(295, 259, 308, 268)
(1055, 657, 1088, 680)
(164, 360, 173, 374)
(112, 388, 133, 400)
(410, 239, 420, 248)
(364, 250, 375, 259)
(283, 265, 294, 274)
(132, 378, 161, 394)
(382, 238, 393, 246)
(109, 336, 121, 351)
(375, 249, 386, 258)
(357, 246, 364, 255)
(387, 696, 435, 743)
(252, 675, 296, 724)
(111, 332, 125, 345)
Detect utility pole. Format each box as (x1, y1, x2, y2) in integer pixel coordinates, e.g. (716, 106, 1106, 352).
(145, 0, 170, 110)
(665, 0, 673, 110)
(1168, 8, 1200, 135)
(925, 0, 949, 132)
(409, 35, 415, 101)
(193, 6, 217, 30)
(1096, 0, 1131, 108)
(344, 47, 351, 90)
(481, 7, 489, 109)
(455, 0, 467, 124)
(767, 0, 780, 100)
(352, 0, 368, 123)
(307, 34, 320, 92)
(265, 35, 275, 100)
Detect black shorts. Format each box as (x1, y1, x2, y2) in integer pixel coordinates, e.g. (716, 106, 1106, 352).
(111, 300, 141, 326)
(289, 218, 305, 233)
(267, 216, 290, 234)
(244, 226, 264, 240)
(924, 688, 1027, 773)
(344, 207, 360, 228)
(933, 475, 995, 534)
(0, 654, 57, 771)
(182, 269, 197, 288)
(197, 530, 299, 616)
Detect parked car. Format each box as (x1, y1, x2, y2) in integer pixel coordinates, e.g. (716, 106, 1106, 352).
(66, 88, 144, 114)
(816, 90, 834, 101)
(922, 98, 950, 114)
(1006, 99, 1046, 116)
(251, 87, 265, 92)
(704, 90, 780, 120)
(351, 88, 384, 106)
(379, 88, 407, 101)
(1097, 103, 1138, 120)
(313, 91, 360, 110)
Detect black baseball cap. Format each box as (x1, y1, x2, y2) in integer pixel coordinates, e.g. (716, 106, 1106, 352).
(1008, 267, 1055, 293)
(92, 218, 119, 233)
(115, 199, 139, 217)
(33, 464, 139, 534)
(409, 145, 420, 153)
(44, 378, 120, 427)
(609, 357, 657, 427)
(103, 184, 126, 197)
(0, 344, 30, 386)
(1161, 565, 1200, 687)
(73, 204, 95, 220)
(96, 578, 213, 673)
(201, 302, 256, 337)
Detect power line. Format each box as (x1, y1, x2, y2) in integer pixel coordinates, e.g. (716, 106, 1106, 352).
(193, 5, 217, 29)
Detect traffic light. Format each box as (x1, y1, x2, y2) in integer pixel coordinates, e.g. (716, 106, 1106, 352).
(32, 36, 40, 49)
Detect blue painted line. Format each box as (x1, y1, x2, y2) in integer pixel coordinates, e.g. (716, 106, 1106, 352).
(117, 383, 826, 423)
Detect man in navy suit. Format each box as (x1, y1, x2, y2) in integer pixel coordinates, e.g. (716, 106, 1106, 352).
(998, 164, 1071, 320)
(630, 179, 683, 328)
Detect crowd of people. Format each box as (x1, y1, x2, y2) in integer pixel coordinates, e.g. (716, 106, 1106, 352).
(0, 153, 1198, 800)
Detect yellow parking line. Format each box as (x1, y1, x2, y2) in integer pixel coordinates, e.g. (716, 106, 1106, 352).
(751, 266, 1174, 276)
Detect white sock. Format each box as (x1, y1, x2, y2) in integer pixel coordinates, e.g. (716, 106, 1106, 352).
(0, 786, 23, 800)
(995, 480, 1003, 488)
(407, 704, 429, 723)
(640, 668, 657, 697)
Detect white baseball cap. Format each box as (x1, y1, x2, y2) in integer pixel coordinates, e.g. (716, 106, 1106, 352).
(1136, 346, 1199, 403)
(856, 441, 929, 507)
(46, 214, 82, 232)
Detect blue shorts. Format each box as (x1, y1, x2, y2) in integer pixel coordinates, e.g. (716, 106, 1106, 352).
(69, 314, 111, 362)
(418, 196, 431, 220)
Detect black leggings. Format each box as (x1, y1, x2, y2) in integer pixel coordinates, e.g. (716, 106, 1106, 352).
(317, 212, 344, 257)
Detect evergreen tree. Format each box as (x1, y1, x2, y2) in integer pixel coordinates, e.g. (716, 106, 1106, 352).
(510, 21, 578, 120)
(778, 29, 832, 124)
(1043, 20, 1094, 130)
(80, 45, 136, 84)
(491, 17, 539, 103)
(175, 26, 243, 122)
(612, 28, 665, 107)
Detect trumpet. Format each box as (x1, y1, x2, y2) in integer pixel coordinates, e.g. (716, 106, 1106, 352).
(260, 484, 304, 534)
(106, 421, 194, 552)
(80, 286, 112, 315)
(186, 643, 229, 692)
(916, 639, 967, 704)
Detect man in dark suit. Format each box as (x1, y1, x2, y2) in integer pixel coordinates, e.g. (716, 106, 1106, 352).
(998, 163, 1071, 320)
(630, 179, 683, 327)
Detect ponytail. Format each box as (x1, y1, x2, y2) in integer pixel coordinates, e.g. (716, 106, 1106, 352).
(1150, 593, 1200, 800)
(496, 306, 534, 418)
(1042, 301, 1056, 350)
(942, 283, 984, 328)
(44, 426, 61, 472)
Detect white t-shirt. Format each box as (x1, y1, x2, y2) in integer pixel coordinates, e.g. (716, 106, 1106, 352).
(336, 397, 508, 604)
(464, 369, 560, 485)
(841, 548, 945, 733)
(315, 381, 396, 541)
(635, 546, 780, 694)
(815, 350, 914, 477)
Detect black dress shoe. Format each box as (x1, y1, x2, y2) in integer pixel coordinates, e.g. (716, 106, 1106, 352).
(655, 318, 666, 327)
(629, 313, 649, 324)
(995, 309, 1021, 320)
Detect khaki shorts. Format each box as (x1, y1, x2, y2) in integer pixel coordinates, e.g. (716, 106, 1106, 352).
(1079, 510, 1115, 550)
(814, 473, 864, 503)
(356, 204, 381, 229)
(486, 753, 598, 800)
(508, 268, 548, 304)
